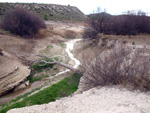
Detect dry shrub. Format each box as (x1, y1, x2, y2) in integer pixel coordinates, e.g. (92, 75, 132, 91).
(35, 28, 51, 38)
(80, 45, 150, 91)
(83, 28, 98, 40)
(1, 7, 46, 38)
(64, 30, 77, 39)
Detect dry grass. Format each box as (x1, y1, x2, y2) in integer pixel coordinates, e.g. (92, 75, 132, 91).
(0, 29, 11, 35)
(64, 30, 77, 39)
(35, 28, 51, 38)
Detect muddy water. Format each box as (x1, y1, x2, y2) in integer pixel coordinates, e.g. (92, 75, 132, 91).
(0, 39, 82, 106)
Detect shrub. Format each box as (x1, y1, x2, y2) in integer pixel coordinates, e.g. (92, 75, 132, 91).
(85, 10, 150, 37)
(1, 7, 46, 38)
(111, 15, 137, 35)
(132, 41, 135, 45)
(64, 30, 77, 39)
(83, 12, 112, 39)
(43, 14, 48, 20)
(83, 28, 98, 40)
(81, 45, 150, 91)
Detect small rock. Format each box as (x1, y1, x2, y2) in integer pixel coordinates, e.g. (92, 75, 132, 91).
(14, 83, 26, 92)
(25, 80, 29, 86)
(14, 80, 29, 92)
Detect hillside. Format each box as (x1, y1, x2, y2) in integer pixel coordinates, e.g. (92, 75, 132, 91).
(0, 3, 86, 21)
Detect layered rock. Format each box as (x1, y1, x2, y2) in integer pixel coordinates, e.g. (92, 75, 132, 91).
(0, 51, 30, 96)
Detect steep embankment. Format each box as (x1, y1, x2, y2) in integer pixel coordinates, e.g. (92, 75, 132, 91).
(0, 53, 30, 96)
(7, 86, 150, 113)
(0, 3, 86, 21)
(0, 35, 33, 96)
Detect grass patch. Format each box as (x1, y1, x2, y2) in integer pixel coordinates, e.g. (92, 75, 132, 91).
(132, 41, 135, 45)
(28, 57, 59, 83)
(40, 44, 53, 54)
(56, 43, 65, 48)
(0, 74, 81, 113)
(28, 74, 49, 83)
(1, 87, 41, 109)
(46, 45, 53, 49)
(30, 60, 53, 71)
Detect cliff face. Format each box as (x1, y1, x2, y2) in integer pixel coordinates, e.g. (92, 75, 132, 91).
(0, 3, 86, 21)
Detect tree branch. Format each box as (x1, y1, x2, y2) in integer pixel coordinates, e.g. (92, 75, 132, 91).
(15, 52, 78, 73)
(36, 55, 77, 73)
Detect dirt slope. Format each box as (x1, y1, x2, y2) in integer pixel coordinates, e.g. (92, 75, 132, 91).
(7, 86, 150, 113)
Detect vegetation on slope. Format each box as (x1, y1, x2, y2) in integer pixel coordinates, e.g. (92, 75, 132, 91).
(0, 74, 81, 113)
(84, 11, 150, 40)
(0, 3, 86, 21)
(81, 43, 150, 91)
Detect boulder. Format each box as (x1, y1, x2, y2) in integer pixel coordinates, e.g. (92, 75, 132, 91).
(14, 80, 30, 92)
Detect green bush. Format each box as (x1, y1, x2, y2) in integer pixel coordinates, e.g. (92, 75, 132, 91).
(132, 41, 135, 45)
(43, 14, 48, 20)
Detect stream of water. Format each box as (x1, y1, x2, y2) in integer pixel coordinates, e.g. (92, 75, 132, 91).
(0, 39, 82, 106)
(55, 39, 82, 76)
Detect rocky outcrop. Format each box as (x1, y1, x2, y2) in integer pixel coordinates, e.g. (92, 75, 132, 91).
(0, 51, 30, 96)
(7, 86, 150, 113)
(0, 3, 86, 21)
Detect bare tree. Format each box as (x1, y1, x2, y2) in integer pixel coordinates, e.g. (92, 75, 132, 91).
(15, 53, 78, 73)
(36, 55, 77, 73)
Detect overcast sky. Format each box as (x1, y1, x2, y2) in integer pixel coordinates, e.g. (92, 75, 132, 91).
(1, 0, 150, 15)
